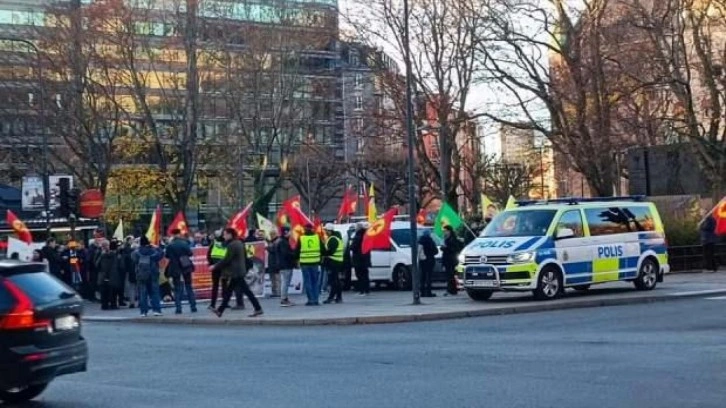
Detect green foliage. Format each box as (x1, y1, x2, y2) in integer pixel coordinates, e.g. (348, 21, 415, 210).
(664, 217, 700, 247)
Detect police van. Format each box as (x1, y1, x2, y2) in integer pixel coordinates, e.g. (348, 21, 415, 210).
(460, 197, 669, 301)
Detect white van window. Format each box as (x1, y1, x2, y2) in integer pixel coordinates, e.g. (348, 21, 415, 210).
(482, 210, 557, 238)
(556, 210, 584, 237)
(584, 206, 655, 236)
(392, 228, 443, 248)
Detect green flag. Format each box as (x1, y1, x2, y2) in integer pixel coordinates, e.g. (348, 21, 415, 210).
(434, 202, 464, 238)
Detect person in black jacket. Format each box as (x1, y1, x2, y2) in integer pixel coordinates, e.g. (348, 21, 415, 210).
(41, 238, 64, 282)
(350, 222, 371, 296)
(277, 226, 296, 306)
(442, 226, 462, 295)
(418, 230, 439, 297)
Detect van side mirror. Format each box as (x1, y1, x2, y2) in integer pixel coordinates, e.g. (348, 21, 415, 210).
(555, 228, 575, 240)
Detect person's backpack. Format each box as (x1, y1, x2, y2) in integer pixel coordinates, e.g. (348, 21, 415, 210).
(136, 254, 153, 282)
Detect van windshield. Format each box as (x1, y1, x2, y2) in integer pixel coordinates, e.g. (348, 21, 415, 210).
(482, 210, 557, 238)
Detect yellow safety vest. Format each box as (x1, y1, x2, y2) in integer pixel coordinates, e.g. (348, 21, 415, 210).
(326, 235, 344, 263)
(210, 242, 227, 260)
(299, 235, 321, 264)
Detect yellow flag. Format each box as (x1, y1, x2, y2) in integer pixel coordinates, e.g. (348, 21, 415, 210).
(481, 194, 494, 219)
(505, 196, 517, 210)
(367, 184, 377, 223)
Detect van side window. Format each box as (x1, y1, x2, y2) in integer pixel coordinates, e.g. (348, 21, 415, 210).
(585, 206, 655, 236)
(556, 210, 584, 237)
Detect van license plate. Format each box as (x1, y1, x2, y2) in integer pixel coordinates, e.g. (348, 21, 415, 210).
(54, 315, 79, 331)
(471, 281, 498, 288)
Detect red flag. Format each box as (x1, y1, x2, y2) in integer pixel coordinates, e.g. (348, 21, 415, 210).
(416, 208, 428, 225)
(146, 205, 162, 246)
(282, 197, 312, 247)
(362, 208, 397, 254)
(715, 198, 726, 235)
(313, 216, 327, 240)
(6, 210, 32, 244)
(166, 211, 189, 237)
(337, 187, 357, 222)
(227, 203, 253, 239)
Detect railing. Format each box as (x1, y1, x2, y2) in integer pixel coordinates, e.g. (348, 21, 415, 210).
(668, 244, 726, 272)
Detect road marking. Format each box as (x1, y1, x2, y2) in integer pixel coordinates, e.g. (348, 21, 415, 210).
(705, 296, 726, 300)
(670, 289, 726, 297)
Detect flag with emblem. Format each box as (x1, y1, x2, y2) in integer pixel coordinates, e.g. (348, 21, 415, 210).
(434, 202, 464, 238)
(6, 210, 32, 244)
(146, 205, 161, 246)
(313, 216, 327, 240)
(362, 208, 397, 254)
(505, 196, 517, 210)
(714, 197, 726, 235)
(366, 184, 377, 223)
(337, 186, 357, 222)
(256, 213, 277, 240)
(166, 211, 189, 237)
(283, 197, 313, 248)
(416, 208, 428, 225)
(227, 203, 253, 239)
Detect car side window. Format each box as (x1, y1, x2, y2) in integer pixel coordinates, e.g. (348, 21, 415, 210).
(556, 210, 584, 238)
(0, 282, 13, 313)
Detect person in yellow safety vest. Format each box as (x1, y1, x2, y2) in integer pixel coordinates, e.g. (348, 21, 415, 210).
(206, 230, 243, 310)
(294, 223, 324, 306)
(322, 223, 344, 304)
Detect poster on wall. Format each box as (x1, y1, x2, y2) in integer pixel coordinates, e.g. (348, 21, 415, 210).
(21, 175, 74, 211)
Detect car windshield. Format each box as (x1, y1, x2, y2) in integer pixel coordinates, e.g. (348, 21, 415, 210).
(481, 209, 557, 238)
(392, 228, 444, 248)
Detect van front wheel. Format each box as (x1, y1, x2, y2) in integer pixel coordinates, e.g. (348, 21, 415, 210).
(533, 267, 563, 300)
(634, 258, 658, 291)
(466, 289, 493, 301)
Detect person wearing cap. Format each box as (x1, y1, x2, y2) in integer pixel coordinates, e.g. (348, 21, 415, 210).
(207, 229, 244, 310)
(294, 223, 324, 306)
(322, 223, 344, 304)
(350, 222, 371, 296)
(277, 226, 296, 306)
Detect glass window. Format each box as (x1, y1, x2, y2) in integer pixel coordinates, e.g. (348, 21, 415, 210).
(556, 210, 584, 237)
(585, 206, 655, 236)
(8, 272, 76, 306)
(392, 228, 444, 248)
(0, 283, 13, 312)
(355, 96, 363, 110)
(482, 210, 557, 238)
(355, 73, 363, 89)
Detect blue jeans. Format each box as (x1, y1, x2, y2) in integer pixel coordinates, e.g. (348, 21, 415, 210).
(139, 273, 162, 315)
(319, 267, 328, 295)
(301, 266, 321, 304)
(172, 273, 197, 312)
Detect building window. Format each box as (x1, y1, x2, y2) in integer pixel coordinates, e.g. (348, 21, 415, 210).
(354, 118, 363, 133)
(355, 96, 363, 111)
(350, 52, 359, 66)
(355, 73, 363, 89)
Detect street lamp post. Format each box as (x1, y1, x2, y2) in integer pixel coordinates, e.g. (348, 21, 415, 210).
(403, 0, 421, 305)
(1, 37, 50, 233)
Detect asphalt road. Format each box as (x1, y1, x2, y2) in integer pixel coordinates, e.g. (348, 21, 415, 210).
(12, 297, 726, 408)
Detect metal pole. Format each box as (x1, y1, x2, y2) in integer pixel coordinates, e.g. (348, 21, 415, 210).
(2, 38, 50, 234)
(306, 157, 312, 213)
(540, 145, 545, 199)
(403, 0, 420, 305)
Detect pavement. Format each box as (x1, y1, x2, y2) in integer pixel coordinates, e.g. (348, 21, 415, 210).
(82, 271, 726, 326)
(30, 296, 726, 408)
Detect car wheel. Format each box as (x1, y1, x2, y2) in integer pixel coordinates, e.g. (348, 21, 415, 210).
(573, 284, 590, 291)
(392, 265, 411, 291)
(634, 258, 658, 291)
(466, 288, 493, 301)
(0, 383, 49, 403)
(533, 267, 563, 300)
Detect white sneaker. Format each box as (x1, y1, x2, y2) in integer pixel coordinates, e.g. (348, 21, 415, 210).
(140, 313, 148, 317)
(153, 312, 163, 317)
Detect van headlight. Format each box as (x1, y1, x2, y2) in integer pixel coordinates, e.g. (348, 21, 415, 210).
(507, 251, 535, 264)
(458, 254, 466, 264)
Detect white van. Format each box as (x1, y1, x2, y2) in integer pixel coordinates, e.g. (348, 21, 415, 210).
(331, 221, 445, 290)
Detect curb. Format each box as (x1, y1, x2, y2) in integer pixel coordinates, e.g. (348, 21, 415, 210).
(82, 288, 726, 326)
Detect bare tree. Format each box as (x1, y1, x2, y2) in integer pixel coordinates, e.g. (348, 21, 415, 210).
(483, 159, 539, 205)
(288, 142, 347, 215)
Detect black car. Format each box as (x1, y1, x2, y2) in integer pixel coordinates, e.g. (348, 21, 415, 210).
(0, 260, 88, 403)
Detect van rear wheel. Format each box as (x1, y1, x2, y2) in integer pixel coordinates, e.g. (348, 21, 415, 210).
(634, 258, 658, 291)
(0, 383, 49, 403)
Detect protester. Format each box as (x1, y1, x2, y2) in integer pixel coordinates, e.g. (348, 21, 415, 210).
(84, 234, 103, 302)
(700, 212, 719, 273)
(207, 229, 244, 310)
(95, 239, 121, 310)
(442, 225, 462, 296)
(266, 230, 281, 298)
(211, 228, 263, 318)
(132, 235, 164, 317)
(31, 249, 43, 263)
(165, 229, 198, 314)
(295, 223, 324, 306)
(62, 241, 84, 291)
(277, 226, 296, 307)
(350, 222, 371, 296)
(322, 224, 344, 304)
(42, 237, 63, 282)
(418, 229, 439, 297)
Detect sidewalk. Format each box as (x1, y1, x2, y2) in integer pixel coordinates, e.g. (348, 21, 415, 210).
(82, 271, 726, 326)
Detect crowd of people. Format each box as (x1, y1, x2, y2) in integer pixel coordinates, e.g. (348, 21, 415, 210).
(18, 219, 469, 318)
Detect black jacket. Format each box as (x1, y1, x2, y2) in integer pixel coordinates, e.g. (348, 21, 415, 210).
(442, 235, 462, 267)
(350, 229, 371, 268)
(275, 237, 296, 270)
(213, 239, 248, 281)
(323, 232, 344, 269)
(418, 234, 439, 262)
(41, 245, 63, 278)
(266, 237, 281, 271)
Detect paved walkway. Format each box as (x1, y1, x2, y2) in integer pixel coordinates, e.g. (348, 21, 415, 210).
(83, 271, 726, 326)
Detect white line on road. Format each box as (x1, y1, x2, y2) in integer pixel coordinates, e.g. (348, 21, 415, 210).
(705, 296, 726, 300)
(669, 289, 726, 297)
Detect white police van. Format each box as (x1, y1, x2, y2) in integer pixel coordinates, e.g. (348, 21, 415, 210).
(459, 197, 669, 301)
(331, 221, 445, 290)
